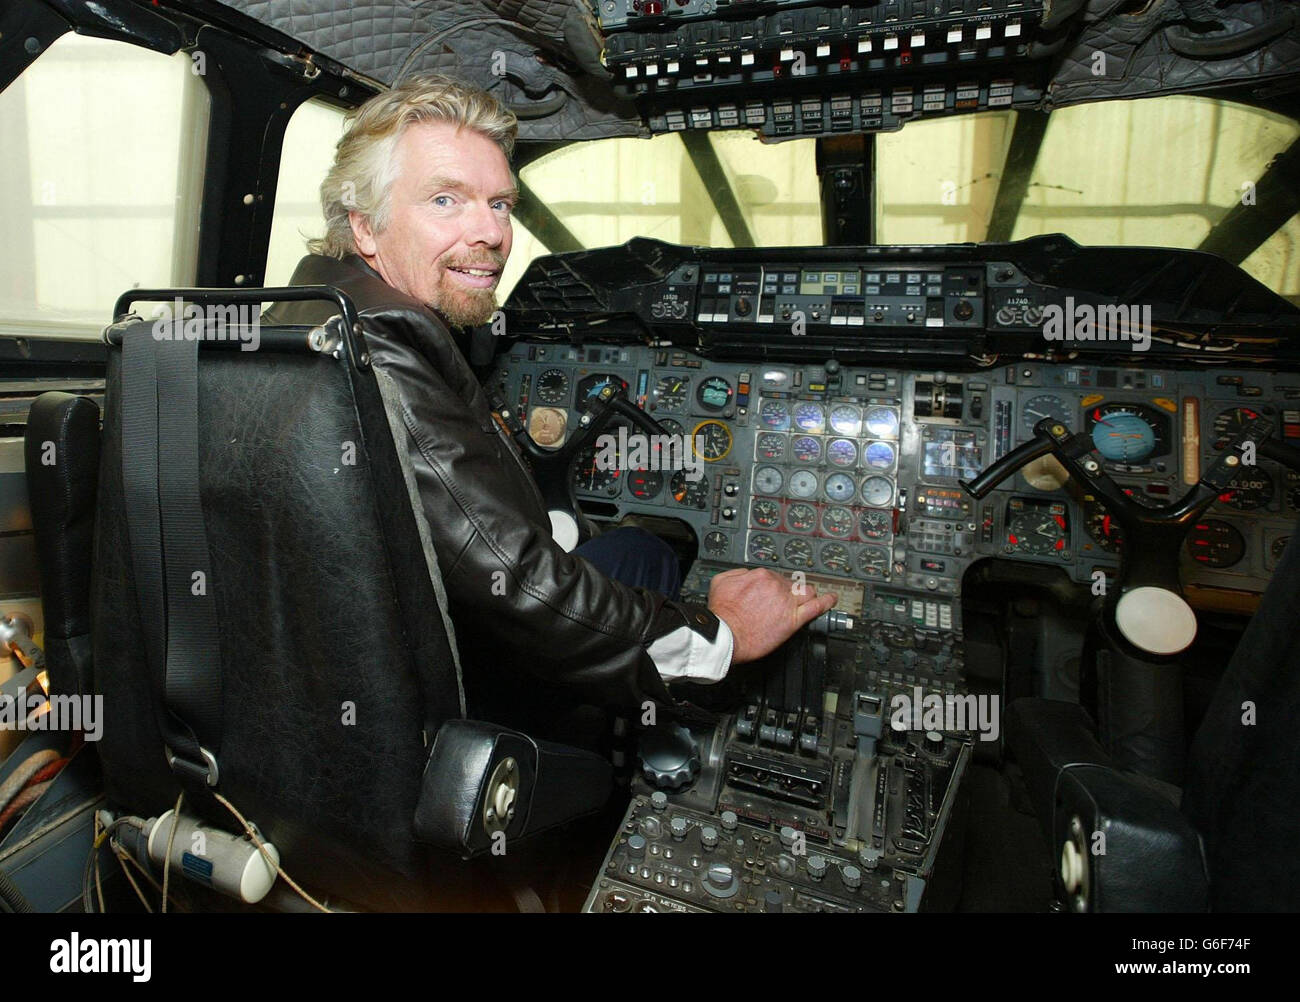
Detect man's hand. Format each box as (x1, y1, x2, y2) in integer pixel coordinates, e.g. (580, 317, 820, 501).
(707, 567, 838, 665)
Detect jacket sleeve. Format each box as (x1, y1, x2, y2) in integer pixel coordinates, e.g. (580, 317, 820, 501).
(363, 312, 727, 711)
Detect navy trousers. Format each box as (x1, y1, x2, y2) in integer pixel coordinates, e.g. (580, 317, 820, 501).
(573, 526, 682, 600)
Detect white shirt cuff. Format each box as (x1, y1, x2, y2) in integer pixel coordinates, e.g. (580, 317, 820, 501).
(648, 618, 734, 683)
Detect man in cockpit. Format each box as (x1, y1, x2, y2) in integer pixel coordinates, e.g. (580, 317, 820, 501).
(267, 73, 836, 724)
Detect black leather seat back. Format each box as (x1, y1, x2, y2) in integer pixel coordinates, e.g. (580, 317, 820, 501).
(23, 392, 101, 699)
(1183, 521, 1300, 911)
(92, 316, 466, 908)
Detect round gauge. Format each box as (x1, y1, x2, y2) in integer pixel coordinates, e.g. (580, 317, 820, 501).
(536, 368, 569, 406)
(785, 502, 818, 533)
(792, 436, 822, 463)
(691, 420, 733, 462)
(820, 543, 852, 575)
(1272, 536, 1291, 562)
(527, 406, 568, 448)
(823, 472, 857, 503)
(657, 418, 684, 438)
(1087, 404, 1165, 464)
(696, 376, 734, 413)
(1287, 470, 1300, 510)
(754, 466, 784, 495)
(626, 468, 664, 501)
(793, 403, 826, 434)
(858, 545, 890, 578)
(864, 406, 900, 439)
(1008, 510, 1066, 555)
(861, 476, 894, 507)
(864, 441, 897, 470)
(748, 533, 780, 564)
(704, 531, 729, 557)
(670, 470, 708, 508)
(572, 446, 621, 496)
(756, 432, 786, 461)
(1212, 406, 1264, 450)
(859, 509, 892, 540)
(1020, 393, 1070, 438)
(1187, 519, 1245, 569)
(829, 404, 862, 437)
(1083, 496, 1123, 552)
(783, 538, 814, 567)
(1219, 467, 1274, 511)
(826, 439, 858, 468)
(751, 499, 782, 528)
(759, 399, 791, 430)
(821, 505, 854, 538)
(575, 373, 629, 414)
(788, 470, 819, 499)
(653, 375, 689, 412)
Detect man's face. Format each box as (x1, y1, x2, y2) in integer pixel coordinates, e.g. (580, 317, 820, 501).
(350, 120, 516, 326)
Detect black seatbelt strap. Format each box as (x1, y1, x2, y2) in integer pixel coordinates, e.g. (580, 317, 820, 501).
(121, 326, 223, 798)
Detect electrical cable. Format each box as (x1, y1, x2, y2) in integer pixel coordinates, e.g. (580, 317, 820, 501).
(213, 792, 332, 913)
(161, 792, 183, 914)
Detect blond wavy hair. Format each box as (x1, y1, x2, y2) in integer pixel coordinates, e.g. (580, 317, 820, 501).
(309, 73, 518, 259)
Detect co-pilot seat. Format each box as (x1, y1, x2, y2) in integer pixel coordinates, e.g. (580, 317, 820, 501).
(86, 287, 612, 911)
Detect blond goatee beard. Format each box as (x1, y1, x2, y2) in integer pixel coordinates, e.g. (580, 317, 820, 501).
(432, 288, 497, 328)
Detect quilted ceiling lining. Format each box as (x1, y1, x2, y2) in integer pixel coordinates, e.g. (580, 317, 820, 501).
(221, 0, 1300, 142)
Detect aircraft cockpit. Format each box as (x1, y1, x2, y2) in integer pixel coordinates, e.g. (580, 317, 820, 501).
(1, 0, 1298, 947)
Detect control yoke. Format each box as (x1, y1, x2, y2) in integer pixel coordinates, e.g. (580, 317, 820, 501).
(959, 416, 1300, 654)
(495, 382, 674, 550)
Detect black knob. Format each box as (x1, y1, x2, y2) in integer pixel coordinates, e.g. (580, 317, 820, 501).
(764, 890, 784, 913)
(640, 724, 701, 790)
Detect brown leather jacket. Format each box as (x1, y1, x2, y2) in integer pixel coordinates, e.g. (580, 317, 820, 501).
(266, 254, 722, 711)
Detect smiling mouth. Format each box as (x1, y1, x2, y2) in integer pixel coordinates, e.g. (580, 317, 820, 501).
(448, 266, 499, 277)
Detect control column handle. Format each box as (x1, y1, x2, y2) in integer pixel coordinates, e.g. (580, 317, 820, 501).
(1257, 437, 1300, 473)
(958, 432, 1054, 498)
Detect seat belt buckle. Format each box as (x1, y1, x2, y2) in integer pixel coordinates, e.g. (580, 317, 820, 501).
(166, 745, 220, 788)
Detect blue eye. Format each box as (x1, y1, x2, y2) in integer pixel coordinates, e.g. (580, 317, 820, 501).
(432, 195, 453, 207)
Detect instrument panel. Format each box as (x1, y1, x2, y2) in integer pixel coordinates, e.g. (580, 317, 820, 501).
(492, 343, 1300, 606)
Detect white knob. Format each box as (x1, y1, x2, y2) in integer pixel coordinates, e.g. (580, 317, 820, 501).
(1114, 586, 1198, 655)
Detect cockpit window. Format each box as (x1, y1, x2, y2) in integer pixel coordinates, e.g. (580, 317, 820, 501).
(504, 131, 822, 298)
(0, 33, 208, 336)
(265, 92, 1299, 306)
(874, 97, 1298, 299)
(266, 98, 347, 287)
(506, 94, 1300, 303)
